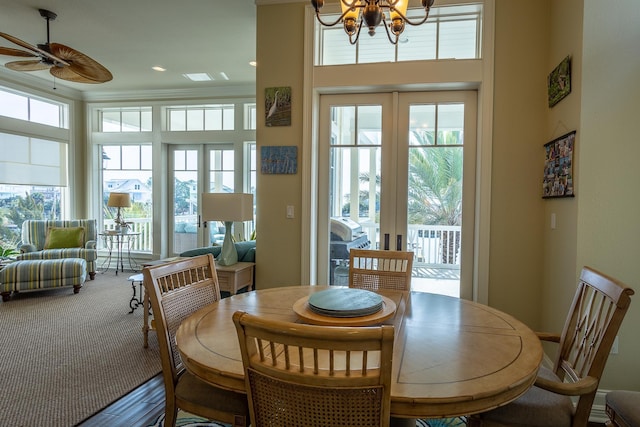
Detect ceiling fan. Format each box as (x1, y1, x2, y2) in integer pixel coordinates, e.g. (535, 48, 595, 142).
(0, 8, 112, 84)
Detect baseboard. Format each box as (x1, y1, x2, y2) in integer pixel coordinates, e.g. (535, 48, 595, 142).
(541, 353, 610, 424)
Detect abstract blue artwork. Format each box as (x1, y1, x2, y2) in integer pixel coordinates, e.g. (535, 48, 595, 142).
(261, 146, 298, 174)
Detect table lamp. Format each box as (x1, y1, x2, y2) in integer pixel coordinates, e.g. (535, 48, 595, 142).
(202, 193, 253, 266)
(107, 192, 131, 230)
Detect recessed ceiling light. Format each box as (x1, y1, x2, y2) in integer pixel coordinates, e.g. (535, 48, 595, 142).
(183, 73, 213, 82)
(152, 66, 166, 72)
(249, 61, 257, 67)
(219, 72, 229, 81)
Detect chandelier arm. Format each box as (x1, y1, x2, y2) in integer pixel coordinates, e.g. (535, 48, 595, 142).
(348, 20, 365, 45)
(314, 9, 353, 27)
(389, 8, 433, 27)
(313, 0, 364, 27)
(381, 16, 400, 45)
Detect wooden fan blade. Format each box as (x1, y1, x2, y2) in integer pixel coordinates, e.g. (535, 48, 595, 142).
(4, 60, 50, 71)
(50, 65, 104, 84)
(0, 32, 68, 66)
(49, 43, 112, 83)
(0, 46, 37, 58)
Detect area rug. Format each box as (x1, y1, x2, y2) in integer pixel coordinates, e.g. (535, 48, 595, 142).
(0, 271, 161, 427)
(150, 410, 466, 427)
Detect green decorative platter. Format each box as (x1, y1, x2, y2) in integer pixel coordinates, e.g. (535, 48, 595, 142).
(307, 288, 383, 318)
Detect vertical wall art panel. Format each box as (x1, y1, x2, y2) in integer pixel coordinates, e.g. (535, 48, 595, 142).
(543, 131, 576, 198)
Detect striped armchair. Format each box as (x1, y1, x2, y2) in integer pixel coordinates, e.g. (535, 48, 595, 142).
(18, 219, 98, 280)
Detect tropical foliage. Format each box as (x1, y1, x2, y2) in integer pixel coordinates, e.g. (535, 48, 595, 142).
(341, 129, 464, 263)
(407, 131, 463, 227)
(408, 130, 463, 263)
(0, 191, 53, 243)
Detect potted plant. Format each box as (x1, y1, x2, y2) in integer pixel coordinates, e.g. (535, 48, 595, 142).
(0, 244, 19, 260)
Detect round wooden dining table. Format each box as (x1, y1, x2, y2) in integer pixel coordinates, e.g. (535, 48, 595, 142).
(176, 286, 543, 421)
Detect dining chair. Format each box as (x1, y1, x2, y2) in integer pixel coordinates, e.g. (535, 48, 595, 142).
(467, 266, 634, 427)
(232, 310, 395, 427)
(143, 254, 249, 427)
(349, 248, 414, 291)
(605, 390, 640, 427)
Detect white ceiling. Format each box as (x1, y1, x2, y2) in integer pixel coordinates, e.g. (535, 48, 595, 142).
(0, 0, 257, 97)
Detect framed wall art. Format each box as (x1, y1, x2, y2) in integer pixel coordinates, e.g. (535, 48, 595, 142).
(548, 55, 572, 108)
(542, 131, 576, 199)
(261, 146, 298, 174)
(265, 86, 291, 127)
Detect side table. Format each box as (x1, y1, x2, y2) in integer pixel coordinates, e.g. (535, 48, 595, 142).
(99, 231, 141, 275)
(216, 261, 255, 295)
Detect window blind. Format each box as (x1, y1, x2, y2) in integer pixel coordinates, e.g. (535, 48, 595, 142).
(0, 132, 68, 186)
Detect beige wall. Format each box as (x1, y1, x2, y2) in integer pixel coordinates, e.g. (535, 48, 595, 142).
(541, 0, 583, 349)
(488, 0, 549, 328)
(577, 0, 640, 390)
(255, 3, 306, 288)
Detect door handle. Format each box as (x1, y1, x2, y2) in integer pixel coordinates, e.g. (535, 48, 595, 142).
(397, 234, 403, 251)
(384, 234, 390, 250)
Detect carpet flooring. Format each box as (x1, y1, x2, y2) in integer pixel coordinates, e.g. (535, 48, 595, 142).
(0, 270, 161, 427)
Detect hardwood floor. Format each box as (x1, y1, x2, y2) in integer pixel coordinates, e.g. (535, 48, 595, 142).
(76, 374, 165, 427)
(77, 372, 609, 427)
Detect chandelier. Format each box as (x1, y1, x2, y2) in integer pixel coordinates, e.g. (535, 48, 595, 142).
(311, 0, 435, 45)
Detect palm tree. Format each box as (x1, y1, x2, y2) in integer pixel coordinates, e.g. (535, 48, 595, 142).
(408, 130, 463, 263)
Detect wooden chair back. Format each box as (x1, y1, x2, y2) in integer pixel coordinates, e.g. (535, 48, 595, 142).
(552, 266, 634, 426)
(233, 310, 394, 427)
(143, 254, 220, 377)
(143, 254, 248, 427)
(349, 248, 414, 291)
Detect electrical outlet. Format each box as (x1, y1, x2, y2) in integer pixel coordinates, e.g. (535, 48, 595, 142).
(611, 336, 619, 354)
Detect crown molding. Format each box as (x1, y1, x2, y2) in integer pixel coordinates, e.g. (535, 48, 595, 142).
(81, 83, 257, 103)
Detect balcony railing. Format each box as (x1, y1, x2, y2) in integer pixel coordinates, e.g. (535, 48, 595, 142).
(360, 222, 461, 269)
(102, 218, 461, 272)
(102, 218, 152, 252)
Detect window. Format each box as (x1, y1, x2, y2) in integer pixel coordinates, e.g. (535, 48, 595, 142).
(244, 103, 257, 130)
(91, 100, 255, 256)
(99, 107, 152, 132)
(167, 105, 235, 131)
(0, 86, 69, 128)
(0, 87, 69, 250)
(102, 144, 153, 252)
(315, 4, 482, 65)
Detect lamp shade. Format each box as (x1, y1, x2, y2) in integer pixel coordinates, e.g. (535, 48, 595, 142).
(201, 193, 253, 222)
(107, 192, 131, 208)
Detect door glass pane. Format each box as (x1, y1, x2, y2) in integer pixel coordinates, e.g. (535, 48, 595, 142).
(209, 149, 234, 193)
(329, 105, 381, 285)
(407, 103, 463, 297)
(173, 149, 198, 254)
(102, 145, 153, 253)
(207, 148, 235, 245)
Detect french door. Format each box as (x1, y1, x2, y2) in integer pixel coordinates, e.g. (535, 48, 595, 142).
(317, 91, 476, 298)
(169, 145, 237, 255)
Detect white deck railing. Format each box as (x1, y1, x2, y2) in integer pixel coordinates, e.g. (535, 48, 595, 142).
(102, 218, 462, 270)
(361, 222, 461, 268)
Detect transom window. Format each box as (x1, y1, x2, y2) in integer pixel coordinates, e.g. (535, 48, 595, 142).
(99, 107, 152, 132)
(315, 3, 482, 66)
(166, 104, 235, 131)
(0, 86, 69, 128)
